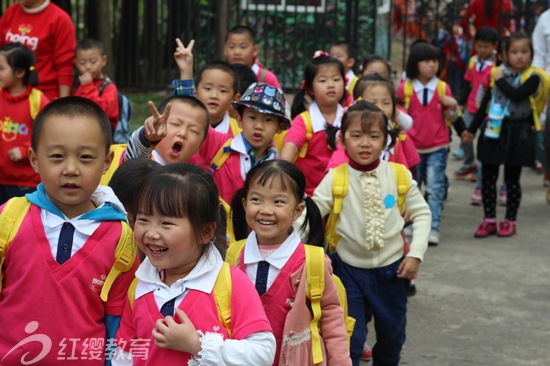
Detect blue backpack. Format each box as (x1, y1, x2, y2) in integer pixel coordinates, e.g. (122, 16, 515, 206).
(98, 78, 133, 144)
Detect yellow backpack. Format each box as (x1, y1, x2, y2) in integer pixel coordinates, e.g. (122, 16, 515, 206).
(100, 144, 128, 186)
(489, 65, 550, 131)
(403, 79, 454, 127)
(226, 239, 356, 364)
(0, 196, 137, 302)
(126, 261, 233, 337)
(326, 162, 410, 253)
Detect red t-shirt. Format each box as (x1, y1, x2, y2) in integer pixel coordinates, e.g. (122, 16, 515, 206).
(73, 79, 120, 130)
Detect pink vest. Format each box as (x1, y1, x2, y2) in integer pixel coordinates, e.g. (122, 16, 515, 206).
(0, 205, 131, 365)
(397, 81, 451, 150)
(464, 57, 493, 113)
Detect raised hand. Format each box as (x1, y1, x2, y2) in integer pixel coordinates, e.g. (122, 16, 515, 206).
(143, 101, 171, 143)
(174, 38, 195, 80)
(78, 72, 93, 85)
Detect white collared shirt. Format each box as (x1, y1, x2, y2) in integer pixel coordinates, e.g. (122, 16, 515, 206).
(214, 112, 231, 134)
(308, 101, 345, 133)
(230, 133, 279, 181)
(135, 243, 223, 310)
(413, 76, 439, 105)
(345, 69, 356, 90)
(243, 230, 301, 292)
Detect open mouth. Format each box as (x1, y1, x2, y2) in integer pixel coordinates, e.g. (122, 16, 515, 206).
(172, 142, 183, 155)
(62, 183, 79, 190)
(258, 220, 276, 226)
(148, 245, 168, 255)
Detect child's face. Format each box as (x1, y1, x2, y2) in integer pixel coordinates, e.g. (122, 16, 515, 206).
(361, 61, 390, 78)
(243, 177, 304, 245)
(134, 211, 213, 278)
(0, 53, 19, 90)
(507, 39, 532, 71)
(238, 107, 283, 158)
(28, 115, 113, 219)
(330, 45, 354, 73)
(311, 64, 345, 108)
(155, 101, 208, 164)
(362, 84, 394, 121)
(341, 116, 386, 166)
(224, 33, 259, 67)
(75, 48, 106, 80)
(475, 40, 496, 60)
(196, 69, 237, 124)
(417, 59, 439, 81)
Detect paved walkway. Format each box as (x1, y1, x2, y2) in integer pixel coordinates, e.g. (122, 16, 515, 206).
(364, 139, 550, 366)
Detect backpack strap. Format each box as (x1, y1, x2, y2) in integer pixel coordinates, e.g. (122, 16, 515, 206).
(208, 139, 233, 174)
(403, 80, 413, 111)
(100, 144, 128, 186)
(28, 88, 43, 120)
(98, 77, 113, 96)
(127, 277, 139, 310)
(0, 197, 31, 295)
(229, 117, 242, 137)
(213, 262, 232, 338)
(326, 164, 348, 253)
(260, 67, 267, 83)
(100, 221, 138, 302)
(225, 239, 247, 266)
(389, 162, 410, 215)
(304, 245, 326, 364)
(297, 111, 313, 159)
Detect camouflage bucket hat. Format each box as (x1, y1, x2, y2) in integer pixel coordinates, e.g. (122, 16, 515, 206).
(232, 82, 291, 129)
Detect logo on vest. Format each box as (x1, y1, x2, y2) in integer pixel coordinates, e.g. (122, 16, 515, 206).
(6, 25, 39, 51)
(1, 117, 29, 142)
(1, 321, 52, 364)
(90, 274, 106, 292)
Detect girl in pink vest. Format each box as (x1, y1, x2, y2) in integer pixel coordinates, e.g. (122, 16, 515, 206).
(396, 42, 460, 245)
(281, 52, 349, 196)
(229, 160, 351, 366)
(113, 163, 275, 365)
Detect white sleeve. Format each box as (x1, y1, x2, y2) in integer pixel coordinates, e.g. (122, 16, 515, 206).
(395, 110, 413, 131)
(532, 14, 548, 70)
(111, 348, 133, 366)
(124, 126, 154, 162)
(188, 331, 276, 366)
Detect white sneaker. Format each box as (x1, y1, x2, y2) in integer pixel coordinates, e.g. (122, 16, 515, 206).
(428, 229, 440, 246)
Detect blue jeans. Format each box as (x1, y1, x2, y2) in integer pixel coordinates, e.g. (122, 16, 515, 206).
(330, 254, 408, 366)
(416, 147, 447, 232)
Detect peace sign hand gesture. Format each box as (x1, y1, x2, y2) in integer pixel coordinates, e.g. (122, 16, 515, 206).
(143, 101, 171, 144)
(174, 38, 195, 80)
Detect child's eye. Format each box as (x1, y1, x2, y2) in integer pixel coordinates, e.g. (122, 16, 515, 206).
(49, 154, 63, 159)
(249, 197, 261, 203)
(189, 128, 199, 135)
(81, 155, 95, 160)
(274, 200, 286, 204)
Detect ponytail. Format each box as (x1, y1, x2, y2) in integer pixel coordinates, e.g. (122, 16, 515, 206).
(291, 88, 308, 119)
(324, 122, 340, 151)
(230, 188, 248, 241)
(300, 197, 325, 248)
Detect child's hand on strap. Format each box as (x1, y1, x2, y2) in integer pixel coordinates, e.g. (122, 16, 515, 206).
(144, 101, 170, 144)
(396, 257, 420, 280)
(153, 308, 202, 355)
(174, 38, 195, 80)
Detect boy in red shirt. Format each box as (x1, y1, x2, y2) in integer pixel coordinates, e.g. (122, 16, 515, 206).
(73, 38, 120, 135)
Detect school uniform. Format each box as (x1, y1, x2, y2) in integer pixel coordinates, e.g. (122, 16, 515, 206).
(213, 111, 242, 137)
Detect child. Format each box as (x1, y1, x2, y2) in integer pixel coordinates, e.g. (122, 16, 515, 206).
(281, 52, 347, 195)
(359, 55, 392, 79)
(228, 159, 351, 366)
(224, 25, 281, 89)
(456, 27, 499, 203)
(73, 38, 120, 134)
(396, 42, 460, 245)
(462, 32, 545, 237)
(312, 101, 431, 366)
(0, 96, 139, 365)
(113, 163, 275, 365)
(443, 23, 470, 99)
(0, 43, 49, 204)
(330, 41, 358, 95)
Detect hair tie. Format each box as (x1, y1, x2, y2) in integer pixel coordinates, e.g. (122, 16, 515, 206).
(303, 193, 308, 201)
(353, 96, 363, 105)
(29, 66, 35, 71)
(313, 50, 330, 59)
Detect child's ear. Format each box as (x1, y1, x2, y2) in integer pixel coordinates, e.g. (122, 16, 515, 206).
(102, 149, 115, 175)
(200, 222, 216, 245)
(347, 57, 356, 70)
(233, 93, 241, 101)
(101, 54, 107, 67)
(28, 147, 39, 173)
(293, 202, 305, 221)
(253, 44, 260, 58)
(236, 113, 243, 129)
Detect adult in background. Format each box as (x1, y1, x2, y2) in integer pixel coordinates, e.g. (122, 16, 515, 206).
(0, 0, 76, 100)
(532, 7, 550, 203)
(461, 0, 513, 38)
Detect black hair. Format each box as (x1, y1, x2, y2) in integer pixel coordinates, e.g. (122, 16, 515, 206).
(230, 160, 325, 247)
(232, 63, 258, 95)
(291, 54, 348, 119)
(195, 60, 239, 95)
(475, 26, 499, 44)
(405, 42, 443, 79)
(504, 32, 533, 64)
(0, 43, 39, 87)
(359, 55, 392, 77)
(156, 95, 210, 143)
(330, 41, 357, 61)
(340, 100, 394, 150)
(76, 38, 105, 55)
(31, 96, 112, 153)
(109, 158, 161, 209)
(225, 25, 257, 44)
(134, 163, 227, 258)
(353, 73, 396, 118)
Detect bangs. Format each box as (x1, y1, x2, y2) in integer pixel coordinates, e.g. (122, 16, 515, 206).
(134, 174, 191, 218)
(342, 109, 387, 137)
(415, 43, 440, 62)
(245, 163, 301, 202)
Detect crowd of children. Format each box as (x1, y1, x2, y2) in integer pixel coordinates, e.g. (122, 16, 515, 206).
(0, 16, 548, 366)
